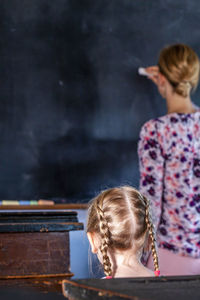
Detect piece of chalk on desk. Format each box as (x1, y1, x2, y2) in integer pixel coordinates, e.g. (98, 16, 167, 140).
(30, 200, 38, 205)
(19, 200, 31, 205)
(38, 199, 55, 205)
(2, 200, 19, 205)
(138, 67, 151, 77)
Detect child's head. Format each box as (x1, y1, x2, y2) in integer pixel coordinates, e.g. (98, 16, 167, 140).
(158, 43, 200, 97)
(86, 186, 159, 277)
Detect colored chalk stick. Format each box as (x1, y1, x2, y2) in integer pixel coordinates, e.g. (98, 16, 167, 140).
(19, 201, 31, 205)
(30, 200, 38, 205)
(38, 199, 55, 205)
(2, 200, 19, 205)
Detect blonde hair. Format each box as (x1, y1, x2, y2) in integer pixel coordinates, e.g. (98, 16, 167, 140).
(87, 186, 159, 277)
(158, 44, 200, 97)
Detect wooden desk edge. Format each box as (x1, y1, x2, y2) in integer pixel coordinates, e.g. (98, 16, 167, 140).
(0, 273, 74, 280)
(0, 203, 88, 210)
(62, 279, 136, 300)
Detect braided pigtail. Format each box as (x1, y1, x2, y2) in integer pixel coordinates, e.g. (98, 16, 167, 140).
(143, 195, 159, 274)
(96, 200, 112, 277)
(87, 186, 160, 278)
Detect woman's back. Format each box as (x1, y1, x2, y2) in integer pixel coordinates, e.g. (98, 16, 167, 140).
(139, 110, 200, 258)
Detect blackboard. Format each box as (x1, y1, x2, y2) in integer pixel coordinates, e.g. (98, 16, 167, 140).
(0, 0, 200, 202)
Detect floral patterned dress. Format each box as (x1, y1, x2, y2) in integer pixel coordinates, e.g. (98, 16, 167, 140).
(138, 111, 200, 258)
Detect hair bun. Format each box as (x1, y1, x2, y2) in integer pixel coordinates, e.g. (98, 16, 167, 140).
(158, 44, 200, 97)
(175, 81, 191, 97)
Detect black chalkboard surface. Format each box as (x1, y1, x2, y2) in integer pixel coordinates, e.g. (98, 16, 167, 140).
(0, 0, 199, 202)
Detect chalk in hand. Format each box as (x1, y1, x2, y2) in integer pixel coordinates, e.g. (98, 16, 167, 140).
(138, 67, 151, 77)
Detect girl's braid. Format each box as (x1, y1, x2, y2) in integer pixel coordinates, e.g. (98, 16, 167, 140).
(142, 195, 159, 272)
(96, 202, 112, 277)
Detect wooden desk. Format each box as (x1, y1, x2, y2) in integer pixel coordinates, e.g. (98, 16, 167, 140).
(0, 208, 83, 291)
(62, 276, 200, 300)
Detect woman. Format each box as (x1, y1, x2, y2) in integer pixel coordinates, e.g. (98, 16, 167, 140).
(138, 43, 200, 275)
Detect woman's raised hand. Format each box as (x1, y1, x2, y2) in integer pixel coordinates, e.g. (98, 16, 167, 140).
(145, 66, 159, 86)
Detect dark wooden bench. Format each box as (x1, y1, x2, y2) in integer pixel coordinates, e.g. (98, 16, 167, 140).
(62, 275, 200, 300)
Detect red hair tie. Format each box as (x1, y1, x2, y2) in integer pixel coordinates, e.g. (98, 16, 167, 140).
(106, 276, 112, 279)
(154, 270, 160, 277)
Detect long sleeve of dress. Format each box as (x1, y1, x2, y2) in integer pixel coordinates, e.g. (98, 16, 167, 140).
(138, 120, 165, 231)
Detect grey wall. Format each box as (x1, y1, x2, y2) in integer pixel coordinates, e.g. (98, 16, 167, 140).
(70, 209, 103, 279)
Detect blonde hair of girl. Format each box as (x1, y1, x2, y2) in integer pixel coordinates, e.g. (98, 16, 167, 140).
(158, 43, 200, 97)
(86, 186, 159, 277)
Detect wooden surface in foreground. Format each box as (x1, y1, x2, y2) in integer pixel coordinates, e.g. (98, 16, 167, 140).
(62, 275, 200, 300)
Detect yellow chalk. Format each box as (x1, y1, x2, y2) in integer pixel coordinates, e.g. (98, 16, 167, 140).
(2, 200, 19, 205)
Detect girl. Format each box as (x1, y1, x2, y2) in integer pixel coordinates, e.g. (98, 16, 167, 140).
(138, 43, 200, 275)
(86, 186, 160, 278)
